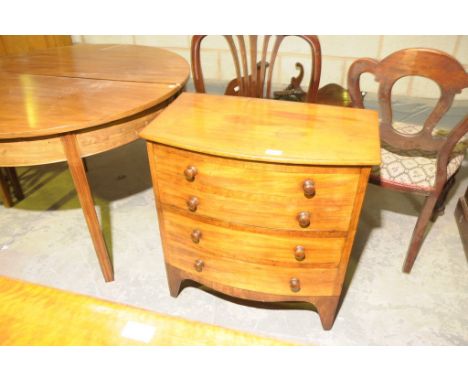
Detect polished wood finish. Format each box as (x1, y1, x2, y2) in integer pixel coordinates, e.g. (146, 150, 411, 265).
(142, 93, 380, 330)
(0, 73, 180, 139)
(0, 35, 71, 56)
(0, 276, 291, 345)
(163, 210, 345, 268)
(0, 108, 165, 167)
(0, 44, 190, 281)
(348, 48, 468, 273)
(153, 144, 362, 232)
(62, 134, 114, 282)
(140, 93, 380, 166)
(0, 35, 72, 207)
(0, 44, 188, 85)
(191, 35, 321, 103)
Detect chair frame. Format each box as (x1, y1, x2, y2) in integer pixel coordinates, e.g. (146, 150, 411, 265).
(191, 35, 322, 103)
(347, 48, 468, 273)
(0, 168, 23, 207)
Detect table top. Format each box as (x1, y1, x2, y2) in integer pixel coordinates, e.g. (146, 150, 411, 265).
(0, 44, 190, 139)
(0, 276, 293, 345)
(140, 92, 381, 166)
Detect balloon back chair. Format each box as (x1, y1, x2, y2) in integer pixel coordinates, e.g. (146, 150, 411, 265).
(348, 48, 468, 273)
(191, 35, 321, 103)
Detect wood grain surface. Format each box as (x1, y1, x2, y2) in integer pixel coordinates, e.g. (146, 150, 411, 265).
(144, 93, 380, 330)
(0, 44, 189, 85)
(0, 44, 190, 282)
(0, 74, 179, 139)
(0, 35, 72, 56)
(163, 209, 346, 267)
(153, 143, 360, 231)
(140, 92, 381, 166)
(0, 276, 292, 345)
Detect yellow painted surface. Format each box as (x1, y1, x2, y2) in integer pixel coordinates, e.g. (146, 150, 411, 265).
(0, 276, 293, 345)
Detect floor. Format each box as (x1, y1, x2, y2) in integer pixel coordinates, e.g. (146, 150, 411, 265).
(1, 134, 467, 345)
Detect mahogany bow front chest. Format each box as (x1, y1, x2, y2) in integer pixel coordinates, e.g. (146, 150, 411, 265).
(140, 93, 380, 330)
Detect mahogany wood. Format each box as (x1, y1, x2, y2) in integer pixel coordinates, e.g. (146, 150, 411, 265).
(191, 35, 321, 103)
(0, 35, 72, 207)
(0, 44, 189, 85)
(62, 134, 114, 282)
(455, 186, 468, 256)
(154, 144, 361, 232)
(348, 48, 468, 273)
(163, 209, 345, 268)
(0, 35, 71, 56)
(142, 94, 380, 330)
(0, 44, 190, 281)
(165, 263, 340, 331)
(0, 168, 13, 207)
(140, 93, 380, 166)
(6, 168, 23, 201)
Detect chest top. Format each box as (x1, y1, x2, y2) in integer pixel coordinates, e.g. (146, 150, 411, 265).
(140, 92, 380, 166)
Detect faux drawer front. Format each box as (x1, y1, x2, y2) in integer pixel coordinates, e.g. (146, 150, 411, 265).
(162, 210, 340, 296)
(154, 144, 360, 232)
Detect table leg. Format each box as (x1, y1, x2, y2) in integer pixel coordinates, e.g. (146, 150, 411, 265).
(61, 134, 114, 282)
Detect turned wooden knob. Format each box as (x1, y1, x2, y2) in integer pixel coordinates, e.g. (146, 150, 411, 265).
(303, 179, 316, 198)
(187, 196, 199, 212)
(294, 245, 306, 261)
(191, 229, 202, 243)
(194, 259, 204, 272)
(290, 278, 301, 292)
(184, 165, 198, 181)
(297, 211, 311, 228)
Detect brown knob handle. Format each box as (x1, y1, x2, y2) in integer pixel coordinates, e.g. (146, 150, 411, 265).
(297, 211, 311, 228)
(303, 179, 316, 198)
(184, 165, 198, 182)
(194, 259, 204, 272)
(187, 196, 199, 212)
(191, 229, 202, 243)
(294, 245, 306, 261)
(290, 278, 301, 292)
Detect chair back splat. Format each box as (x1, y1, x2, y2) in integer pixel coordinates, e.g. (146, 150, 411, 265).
(191, 35, 321, 103)
(348, 48, 468, 152)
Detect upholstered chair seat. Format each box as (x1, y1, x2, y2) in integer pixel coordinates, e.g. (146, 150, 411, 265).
(371, 121, 467, 191)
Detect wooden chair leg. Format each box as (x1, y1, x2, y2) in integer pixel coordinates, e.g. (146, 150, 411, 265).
(61, 134, 114, 282)
(6, 168, 24, 202)
(312, 296, 340, 330)
(0, 168, 13, 208)
(431, 175, 456, 222)
(403, 192, 440, 273)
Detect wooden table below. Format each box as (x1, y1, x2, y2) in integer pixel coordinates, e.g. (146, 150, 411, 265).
(0, 44, 190, 282)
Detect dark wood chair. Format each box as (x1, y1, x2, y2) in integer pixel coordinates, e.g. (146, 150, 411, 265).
(455, 186, 468, 256)
(191, 35, 321, 103)
(348, 48, 468, 273)
(0, 168, 23, 207)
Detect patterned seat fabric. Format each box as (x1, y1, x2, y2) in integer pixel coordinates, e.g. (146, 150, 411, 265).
(371, 122, 467, 192)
